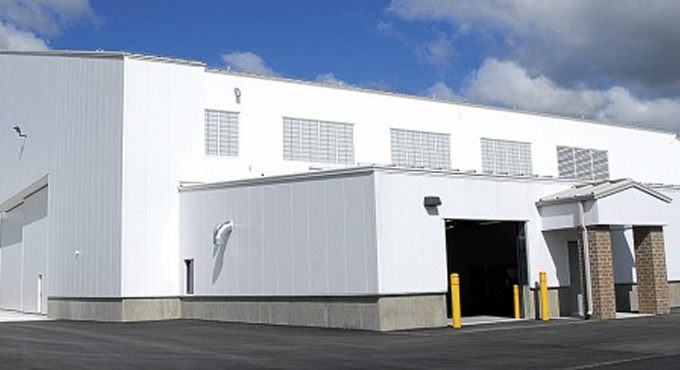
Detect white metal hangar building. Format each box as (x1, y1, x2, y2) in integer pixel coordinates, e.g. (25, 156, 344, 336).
(1, 51, 679, 331)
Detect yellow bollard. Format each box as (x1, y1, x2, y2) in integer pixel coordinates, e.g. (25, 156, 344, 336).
(513, 284, 520, 319)
(540, 271, 549, 321)
(451, 273, 461, 328)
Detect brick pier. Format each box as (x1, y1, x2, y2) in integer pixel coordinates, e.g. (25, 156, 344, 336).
(578, 226, 616, 319)
(634, 227, 670, 315)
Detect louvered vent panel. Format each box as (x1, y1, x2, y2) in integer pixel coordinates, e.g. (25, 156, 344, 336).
(390, 128, 451, 169)
(575, 148, 592, 180)
(481, 138, 532, 175)
(592, 150, 610, 180)
(205, 110, 219, 155)
(282, 117, 354, 164)
(205, 110, 238, 157)
(556, 145, 610, 180)
(557, 146, 576, 178)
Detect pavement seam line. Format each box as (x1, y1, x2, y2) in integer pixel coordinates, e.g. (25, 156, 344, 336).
(561, 354, 670, 370)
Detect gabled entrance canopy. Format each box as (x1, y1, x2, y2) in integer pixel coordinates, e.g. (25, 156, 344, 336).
(537, 179, 672, 231)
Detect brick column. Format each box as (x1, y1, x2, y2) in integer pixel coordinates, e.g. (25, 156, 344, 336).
(578, 226, 616, 319)
(634, 227, 670, 315)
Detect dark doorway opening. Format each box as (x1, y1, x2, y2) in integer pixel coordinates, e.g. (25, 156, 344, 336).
(185, 259, 194, 295)
(445, 220, 527, 318)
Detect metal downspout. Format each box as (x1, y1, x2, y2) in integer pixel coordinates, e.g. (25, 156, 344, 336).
(579, 201, 594, 319)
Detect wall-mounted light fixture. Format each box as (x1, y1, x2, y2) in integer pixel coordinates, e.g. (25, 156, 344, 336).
(13, 126, 27, 138)
(234, 87, 241, 104)
(423, 196, 442, 208)
(13, 126, 28, 159)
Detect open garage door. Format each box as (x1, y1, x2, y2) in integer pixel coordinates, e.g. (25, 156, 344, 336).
(445, 220, 527, 318)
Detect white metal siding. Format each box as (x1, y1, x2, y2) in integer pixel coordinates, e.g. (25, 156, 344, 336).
(659, 188, 680, 281)
(374, 170, 577, 291)
(0, 54, 124, 299)
(120, 58, 205, 297)
(204, 68, 680, 185)
(179, 173, 379, 296)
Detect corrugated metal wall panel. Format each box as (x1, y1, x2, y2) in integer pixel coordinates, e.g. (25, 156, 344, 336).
(120, 58, 205, 296)
(179, 172, 379, 296)
(0, 54, 124, 299)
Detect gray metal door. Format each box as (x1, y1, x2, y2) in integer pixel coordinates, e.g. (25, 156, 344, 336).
(568, 241, 584, 316)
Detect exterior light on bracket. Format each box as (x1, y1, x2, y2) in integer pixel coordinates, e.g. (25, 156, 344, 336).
(13, 126, 27, 138)
(13, 125, 28, 159)
(424, 196, 442, 208)
(234, 87, 241, 104)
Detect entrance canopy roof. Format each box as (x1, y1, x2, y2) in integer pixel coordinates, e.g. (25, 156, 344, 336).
(537, 179, 672, 231)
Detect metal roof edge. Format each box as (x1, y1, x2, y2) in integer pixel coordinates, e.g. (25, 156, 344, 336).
(178, 166, 378, 192)
(591, 179, 672, 203)
(1, 50, 677, 137)
(0, 50, 126, 59)
(179, 165, 592, 194)
(124, 53, 205, 67)
(0, 50, 206, 67)
(629, 183, 673, 203)
(537, 179, 673, 207)
(0, 174, 49, 211)
(535, 195, 594, 207)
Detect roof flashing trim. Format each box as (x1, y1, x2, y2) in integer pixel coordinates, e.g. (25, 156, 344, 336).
(178, 165, 655, 194)
(537, 178, 673, 207)
(0, 50, 205, 67)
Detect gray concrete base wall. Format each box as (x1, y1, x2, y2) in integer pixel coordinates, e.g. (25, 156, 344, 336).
(49, 294, 446, 331)
(49, 299, 123, 321)
(526, 287, 570, 319)
(122, 298, 181, 321)
(49, 298, 181, 322)
(182, 294, 446, 331)
(670, 281, 680, 307)
(614, 282, 680, 311)
(378, 295, 446, 331)
(521, 281, 679, 320)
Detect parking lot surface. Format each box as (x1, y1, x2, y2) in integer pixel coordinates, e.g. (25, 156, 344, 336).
(0, 310, 679, 369)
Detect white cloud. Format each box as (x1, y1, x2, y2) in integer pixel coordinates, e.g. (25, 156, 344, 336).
(0, 21, 48, 50)
(222, 51, 278, 76)
(316, 72, 346, 85)
(463, 59, 680, 133)
(0, 0, 96, 50)
(598, 88, 680, 132)
(417, 34, 455, 67)
(387, 0, 680, 99)
(427, 81, 458, 100)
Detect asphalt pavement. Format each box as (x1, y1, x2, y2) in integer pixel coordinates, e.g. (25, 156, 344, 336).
(0, 310, 679, 369)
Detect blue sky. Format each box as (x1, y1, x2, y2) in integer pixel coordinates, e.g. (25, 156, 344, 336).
(1, 0, 679, 134)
